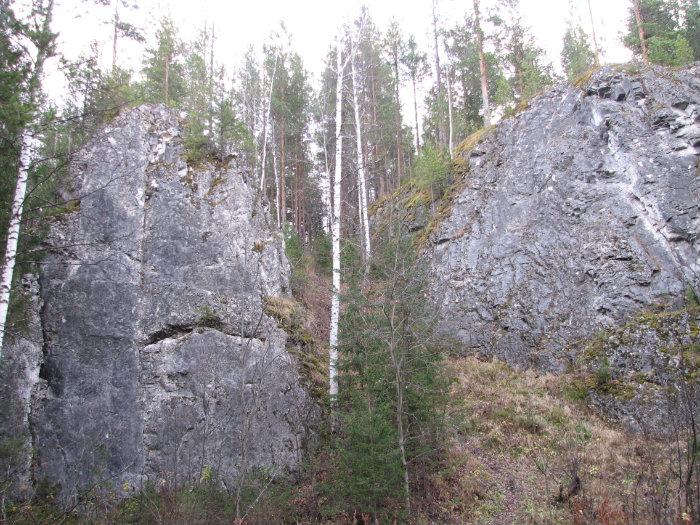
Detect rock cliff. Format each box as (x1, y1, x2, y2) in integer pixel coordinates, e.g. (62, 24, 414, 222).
(0, 105, 315, 503)
(425, 64, 699, 373)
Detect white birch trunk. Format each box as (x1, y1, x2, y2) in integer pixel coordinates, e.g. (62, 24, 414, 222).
(446, 63, 454, 158)
(350, 37, 371, 264)
(329, 35, 343, 400)
(0, 131, 33, 359)
(258, 53, 278, 192)
(0, 0, 53, 359)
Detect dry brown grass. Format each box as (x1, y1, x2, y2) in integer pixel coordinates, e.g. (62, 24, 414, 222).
(419, 356, 694, 524)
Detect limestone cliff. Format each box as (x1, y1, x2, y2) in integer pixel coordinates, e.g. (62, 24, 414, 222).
(0, 105, 316, 503)
(425, 65, 699, 372)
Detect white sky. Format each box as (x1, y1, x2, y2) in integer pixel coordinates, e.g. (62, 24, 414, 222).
(45, 0, 633, 123)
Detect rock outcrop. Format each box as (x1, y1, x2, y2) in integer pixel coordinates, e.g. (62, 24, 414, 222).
(426, 64, 699, 372)
(1, 105, 316, 503)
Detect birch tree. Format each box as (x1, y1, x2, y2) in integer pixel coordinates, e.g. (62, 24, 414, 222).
(329, 34, 343, 399)
(259, 51, 278, 192)
(351, 34, 371, 264)
(446, 57, 454, 157)
(0, 0, 55, 359)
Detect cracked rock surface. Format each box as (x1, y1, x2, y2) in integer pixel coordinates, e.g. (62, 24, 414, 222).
(1, 105, 315, 503)
(427, 64, 700, 371)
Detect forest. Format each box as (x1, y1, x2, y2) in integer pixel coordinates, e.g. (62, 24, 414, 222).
(1, 0, 700, 523)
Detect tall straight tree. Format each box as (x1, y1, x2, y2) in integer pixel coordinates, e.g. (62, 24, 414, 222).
(351, 33, 371, 263)
(329, 34, 343, 399)
(561, 16, 596, 80)
(401, 35, 428, 153)
(473, 0, 491, 126)
(385, 22, 405, 185)
(431, 0, 446, 146)
(586, 0, 601, 65)
(632, 0, 650, 63)
(0, 0, 55, 359)
(445, 51, 454, 157)
(259, 50, 278, 191)
(89, 0, 143, 71)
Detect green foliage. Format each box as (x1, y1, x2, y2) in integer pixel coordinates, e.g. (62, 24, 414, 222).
(624, 0, 697, 65)
(648, 32, 694, 66)
(311, 232, 332, 274)
(561, 20, 596, 80)
(686, 284, 700, 307)
(142, 16, 185, 106)
(594, 358, 612, 391)
(413, 143, 451, 192)
(283, 223, 307, 293)
(325, 228, 452, 519)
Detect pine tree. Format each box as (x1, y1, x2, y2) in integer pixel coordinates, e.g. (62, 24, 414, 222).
(624, 0, 694, 66)
(495, 0, 554, 102)
(142, 17, 185, 106)
(561, 19, 596, 80)
(385, 22, 406, 185)
(182, 26, 214, 162)
(401, 35, 429, 153)
(331, 224, 451, 520)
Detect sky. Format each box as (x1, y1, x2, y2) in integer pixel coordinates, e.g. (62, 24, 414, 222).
(44, 0, 633, 123)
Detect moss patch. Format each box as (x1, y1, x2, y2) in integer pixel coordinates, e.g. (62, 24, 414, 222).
(263, 295, 326, 399)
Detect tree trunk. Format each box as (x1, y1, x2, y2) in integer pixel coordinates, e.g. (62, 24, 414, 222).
(272, 123, 281, 228)
(393, 51, 403, 186)
(388, 300, 411, 513)
(632, 0, 649, 63)
(370, 66, 385, 197)
(280, 120, 287, 226)
(112, 1, 118, 72)
(432, 0, 446, 146)
(164, 53, 170, 104)
(208, 23, 215, 135)
(329, 36, 343, 400)
(474, 0, 491, 126)
(0, 0, 54, 359)
(351, 38, 372, 263)
(259, 53, 278, 192)
(446, 63, 454, 158)
(412, 76, 420, 153)
(0, 131, 32, 358)
(586, 0, 601, 65)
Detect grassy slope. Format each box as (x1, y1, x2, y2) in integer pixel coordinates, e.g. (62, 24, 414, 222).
(425, 356, 685, 525)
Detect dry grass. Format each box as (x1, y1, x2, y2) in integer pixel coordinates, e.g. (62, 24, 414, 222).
(420, 356, 694, 524)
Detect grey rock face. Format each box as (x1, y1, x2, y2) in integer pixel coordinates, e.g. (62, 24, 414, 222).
(428, 65, 700, 371)
(0, 276, 43, 500)
(4, 105, 314, 503)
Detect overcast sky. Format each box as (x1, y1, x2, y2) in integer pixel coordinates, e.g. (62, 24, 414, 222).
(45, 0, 633, 122)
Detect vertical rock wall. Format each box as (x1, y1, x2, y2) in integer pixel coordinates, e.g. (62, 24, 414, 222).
(1, 105, 315, 503)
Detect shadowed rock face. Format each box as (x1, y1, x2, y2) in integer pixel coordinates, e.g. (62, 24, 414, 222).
(1, 105, 315, 503)
(428, 65, 700, 371)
